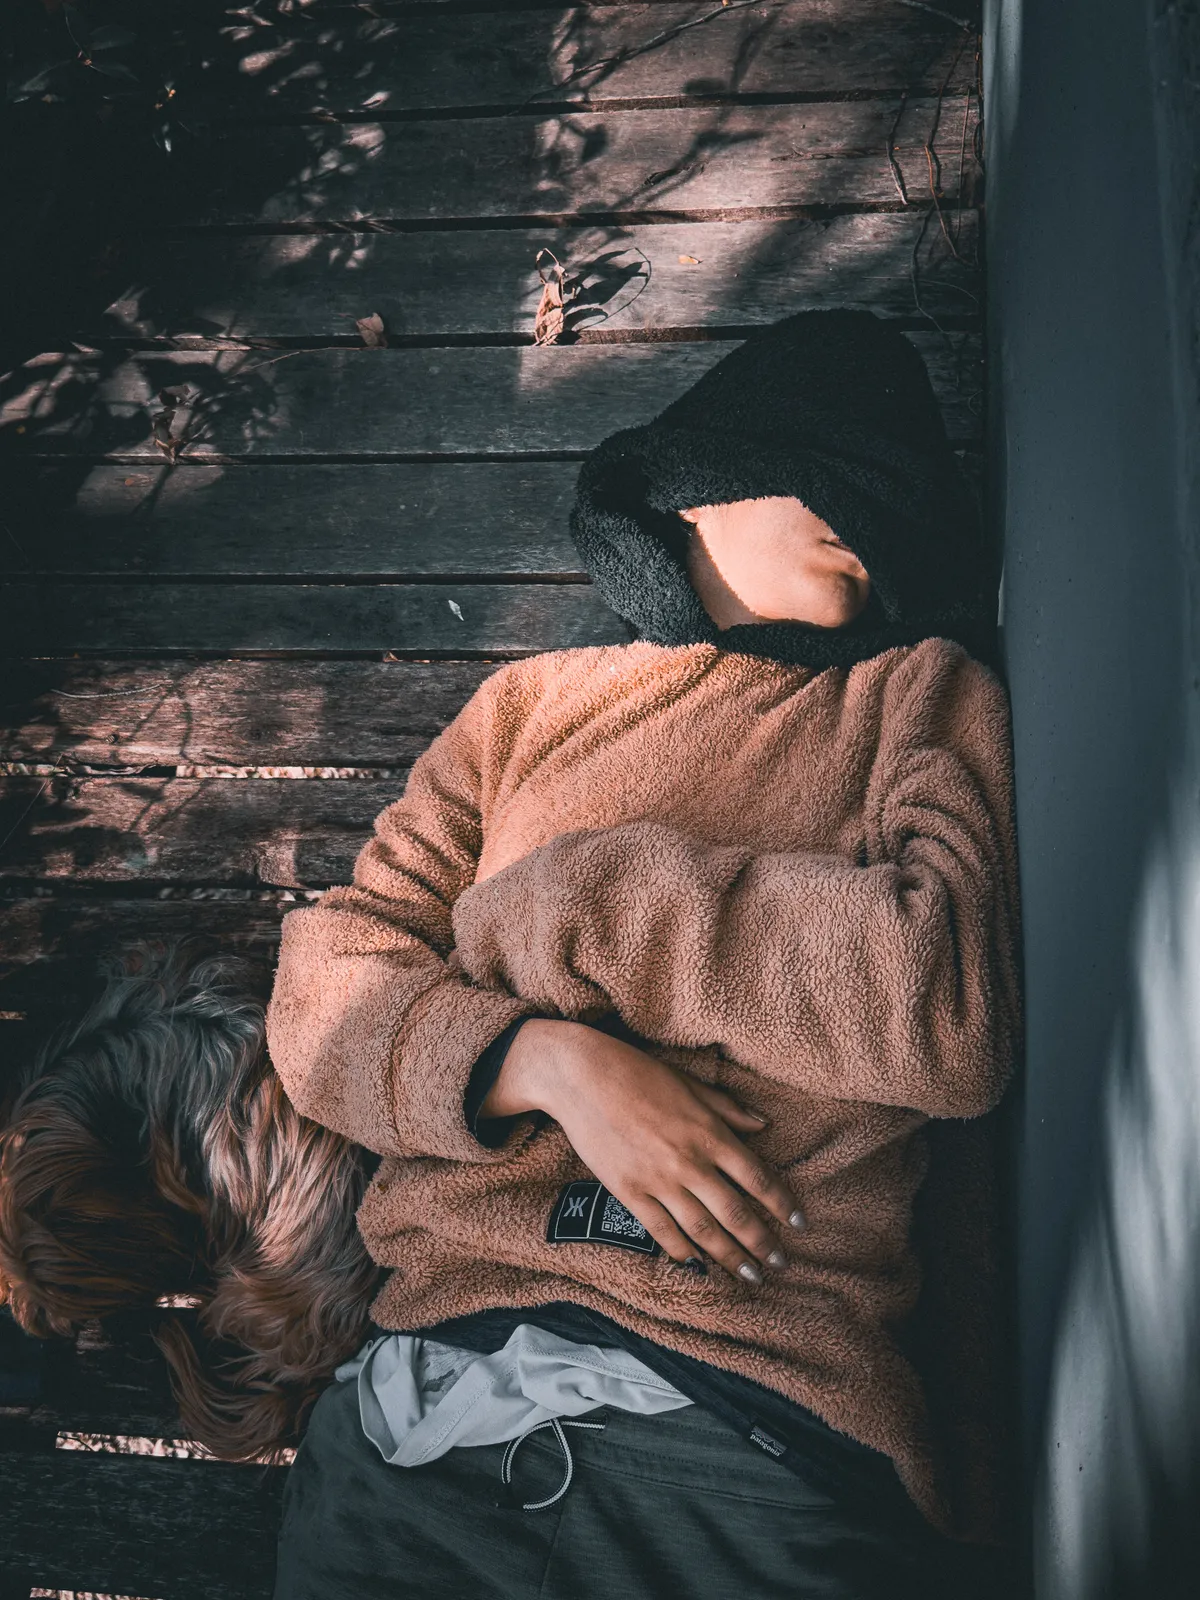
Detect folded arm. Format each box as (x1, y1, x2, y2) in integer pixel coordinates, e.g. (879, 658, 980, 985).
(452, 647, 1022, 1119)
(265, 666, 544, 1162)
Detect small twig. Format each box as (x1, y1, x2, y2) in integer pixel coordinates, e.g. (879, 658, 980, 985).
(886, 91, 910, 204)
(907, 174, 979, 379)
(893, 0, 974, 26)
(0, 776, 52, 857)
(909, 204, 956, 340)
(239, 348, 308, 374)
(922, 26, 972, 263)
(954, 84, 972, 256)
(1, 523, 30, 568)
(518, 0, 763, 112)
(570, 241, 654, 330)
(51, 683, 175, 699)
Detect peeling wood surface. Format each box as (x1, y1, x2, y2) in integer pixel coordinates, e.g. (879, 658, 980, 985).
(1, 659, 501, 764)
(0, 776, 398, 887)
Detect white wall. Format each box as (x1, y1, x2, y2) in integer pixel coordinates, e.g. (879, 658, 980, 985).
(982, 1, 1200, 1594)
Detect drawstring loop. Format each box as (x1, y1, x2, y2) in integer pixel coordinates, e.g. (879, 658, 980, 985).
(500, 1414, 607, 1511)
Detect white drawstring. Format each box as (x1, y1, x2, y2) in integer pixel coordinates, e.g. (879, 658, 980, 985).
(500, 1414, 608, 1511)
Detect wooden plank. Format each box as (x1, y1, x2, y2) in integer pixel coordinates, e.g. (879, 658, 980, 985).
(1, 445, 982, 583)
(0, 897, 287, 1015)
(0, 462, 584, 577)
(97, 213, 979, 342)
(1, 660, 501, 766)
(0, 1449, 285, 1600)
(0, 335, 983, 460)
(177, 98, 979, 224)
(2, 1312, 305, 1446)
(8, 1323, 188, 1441)
(0, 581, 631, 655)
(186, 1, 978, 115)
(0, 778, 400, 888)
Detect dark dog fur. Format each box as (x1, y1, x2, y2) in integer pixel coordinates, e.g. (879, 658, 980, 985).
(0, 943, 381, 1461)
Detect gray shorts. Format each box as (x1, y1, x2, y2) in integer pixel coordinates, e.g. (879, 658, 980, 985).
(274, 1375, 1001, 1599)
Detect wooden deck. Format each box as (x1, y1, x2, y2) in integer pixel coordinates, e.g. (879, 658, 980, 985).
(0, 2, 984, 1594)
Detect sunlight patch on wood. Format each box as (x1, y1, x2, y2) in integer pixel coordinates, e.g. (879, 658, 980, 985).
(1, 762, 405, 779)
(31, 1589, 165, 1599)
(53, 1431, 296, 1466)
(56, 1431, 218, 1460)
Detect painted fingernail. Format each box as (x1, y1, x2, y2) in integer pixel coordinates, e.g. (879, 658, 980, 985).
(682, 1257, 708, 1277)
(789, 1210, 807, 1230)
(766, 1249, 786, 1269)
(738, 1262, 764, 1285)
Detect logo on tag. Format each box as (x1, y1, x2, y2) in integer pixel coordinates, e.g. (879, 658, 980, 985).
(749, 1425, 788, 1460)
(547, 1180, 662, 1256)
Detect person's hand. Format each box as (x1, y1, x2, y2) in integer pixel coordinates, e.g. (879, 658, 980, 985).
(483, 1018, 806, 1283)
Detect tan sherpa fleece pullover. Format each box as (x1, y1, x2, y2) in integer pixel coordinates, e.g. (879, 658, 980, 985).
(265, 634, 1022, 1541)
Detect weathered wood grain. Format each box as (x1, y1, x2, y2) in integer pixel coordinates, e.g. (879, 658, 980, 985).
(0, 777, 399, 887)
(0, 1449, 285, 1600)
(179, 97, 979, 224)
(6, 1324, 188, 1441)
(0, 581, 632, 655)
(0, 896, 286, 1015)
(0, 462, 584, 577)
(1, 443, 981, 583)
(0, 335, 983, 460)
(188, 1, 978, 115)
(97, 213, 979, 342)
(1, 659, 501, 766)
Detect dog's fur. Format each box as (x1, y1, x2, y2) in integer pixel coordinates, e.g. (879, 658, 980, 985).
(0, 944, 381, 1461)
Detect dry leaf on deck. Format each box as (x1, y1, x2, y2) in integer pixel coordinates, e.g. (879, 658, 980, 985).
(149, 385, 193, 463)
(356, 312, 388, 348)
(678, 255, 701, 265)
(533, 249, 575, 346)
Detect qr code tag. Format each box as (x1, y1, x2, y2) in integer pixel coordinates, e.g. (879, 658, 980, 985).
(547, 1180, 661, 1255)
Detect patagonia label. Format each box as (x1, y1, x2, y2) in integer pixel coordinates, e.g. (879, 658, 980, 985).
(547, 1180, 661, 1256)
(749, 1425, 788, 1460)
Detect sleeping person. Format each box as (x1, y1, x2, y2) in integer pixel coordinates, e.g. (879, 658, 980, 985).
(0, 311, 1022, 1600)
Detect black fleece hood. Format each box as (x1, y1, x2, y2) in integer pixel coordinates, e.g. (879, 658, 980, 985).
(570, 310, 995, 672)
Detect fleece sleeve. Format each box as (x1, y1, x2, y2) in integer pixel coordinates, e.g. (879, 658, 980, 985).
(264, 667, 546, 1162)
(450, 645, 1023, 1119)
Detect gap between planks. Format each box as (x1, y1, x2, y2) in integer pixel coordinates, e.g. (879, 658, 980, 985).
(153, 201, 959, 233)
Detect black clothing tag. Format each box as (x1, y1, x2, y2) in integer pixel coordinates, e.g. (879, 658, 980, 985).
(749, 1423, 788, 1461)
(546, 1180, 662, 1256)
